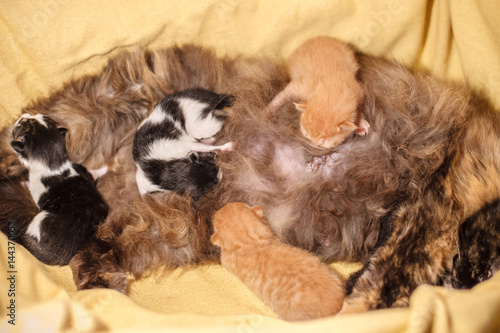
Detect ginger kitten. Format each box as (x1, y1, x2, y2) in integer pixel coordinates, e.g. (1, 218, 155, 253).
(267, 36, 367, 148)
(211, 202, 344, 321)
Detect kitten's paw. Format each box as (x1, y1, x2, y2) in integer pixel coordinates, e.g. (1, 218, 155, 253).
(89, 165, 108, 180)
(355, 119, 370, 136)
(219, 141, 234, 152)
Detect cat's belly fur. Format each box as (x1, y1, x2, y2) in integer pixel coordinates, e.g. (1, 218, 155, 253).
(216, 125, 393, 262)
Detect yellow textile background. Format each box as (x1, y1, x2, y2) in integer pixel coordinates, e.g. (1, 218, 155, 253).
(0, 0, 500, 332)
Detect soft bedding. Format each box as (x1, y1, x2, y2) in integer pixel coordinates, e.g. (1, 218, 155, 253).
(1, 1, 499, 332)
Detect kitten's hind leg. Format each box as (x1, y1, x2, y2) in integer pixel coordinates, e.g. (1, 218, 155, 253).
(263, 85, 292, 116)
(25, 211, 48, 242)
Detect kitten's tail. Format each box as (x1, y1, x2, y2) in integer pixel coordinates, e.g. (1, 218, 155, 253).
(0, 179, 38, 241)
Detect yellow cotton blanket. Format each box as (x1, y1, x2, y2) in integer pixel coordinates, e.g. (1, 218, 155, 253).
(1, 1, 500, 332)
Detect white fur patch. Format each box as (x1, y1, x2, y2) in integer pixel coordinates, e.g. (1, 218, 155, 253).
(16, 113, 48, 127)
(28, 160, 75, 204)
(135, 167, 163, 195)
(179, 98, 223, 139)
(146, 136, 194, 160)
(88, 165, 108, 180)
(139, 105, 170, 128)
(26, 211, 48, 242)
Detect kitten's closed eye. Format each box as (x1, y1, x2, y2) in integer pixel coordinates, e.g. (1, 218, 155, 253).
(338, 121, 357, 132)
(58, 127, 68, 136)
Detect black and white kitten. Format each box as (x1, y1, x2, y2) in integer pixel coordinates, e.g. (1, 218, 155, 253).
(132, 88, 234, 199)
(10, 114, 109, 265)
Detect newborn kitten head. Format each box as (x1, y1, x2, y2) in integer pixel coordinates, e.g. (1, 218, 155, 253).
(211, 202, 272, 250)
(297, 80, 363, 149)
(10, 114, 68, 170)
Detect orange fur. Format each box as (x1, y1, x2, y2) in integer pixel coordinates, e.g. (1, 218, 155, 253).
(211, 202, 344, 321)
(268, 36, 365, 148)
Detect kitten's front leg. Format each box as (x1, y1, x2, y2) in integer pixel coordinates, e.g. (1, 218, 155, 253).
(190, 141, 234, 153)
(355, 117, 370, 136)
(88, 165, 108, 180)
(263, 85, 294, 116)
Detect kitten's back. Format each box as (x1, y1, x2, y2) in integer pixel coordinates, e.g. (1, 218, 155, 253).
(213, 203, 344, 321)
(253, 241, 345, 321)
(287, 36, 359, 88)
(284, 36, 364, 148)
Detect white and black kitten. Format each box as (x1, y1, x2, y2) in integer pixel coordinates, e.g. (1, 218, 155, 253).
(10, 114, 109, 265)
(132, 88, 234, 199)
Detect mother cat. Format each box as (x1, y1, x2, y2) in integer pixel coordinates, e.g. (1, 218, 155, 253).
(209, 51, 500, 311)
(0, 42, 498, 311)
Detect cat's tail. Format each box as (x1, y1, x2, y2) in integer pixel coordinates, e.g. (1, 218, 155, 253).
(0, 179, 38, 241)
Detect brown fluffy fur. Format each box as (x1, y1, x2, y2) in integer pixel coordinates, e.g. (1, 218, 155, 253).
(211, 202, 344, 321)
(209, 55, 403, 263)
(0, 45, 240, 291)
(208, 50, 500, 311)
(267, 36, 365, 148)
(0, 180, 37, 240)
(0, 42, 498, 313)
(340, 55, 500, 312)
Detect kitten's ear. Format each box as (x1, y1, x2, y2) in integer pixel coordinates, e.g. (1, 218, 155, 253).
(339, 121, 357, 132)
(251, 206, 264, 218)
(10, 138, 25, 154)
(293, 102, 308, 113)
(210, 232, 221, 246)
(58, 127, 68, 137)
(216, 94, 235, 109)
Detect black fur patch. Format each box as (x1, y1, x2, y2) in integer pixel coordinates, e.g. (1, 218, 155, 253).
(143, 152, 218, 200)
(449, 199, 500, 289)
(132, 121, 182, 165)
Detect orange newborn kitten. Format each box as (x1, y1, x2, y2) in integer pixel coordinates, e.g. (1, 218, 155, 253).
(268, 36, 367, 148)
(211, 202, 345, 321)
